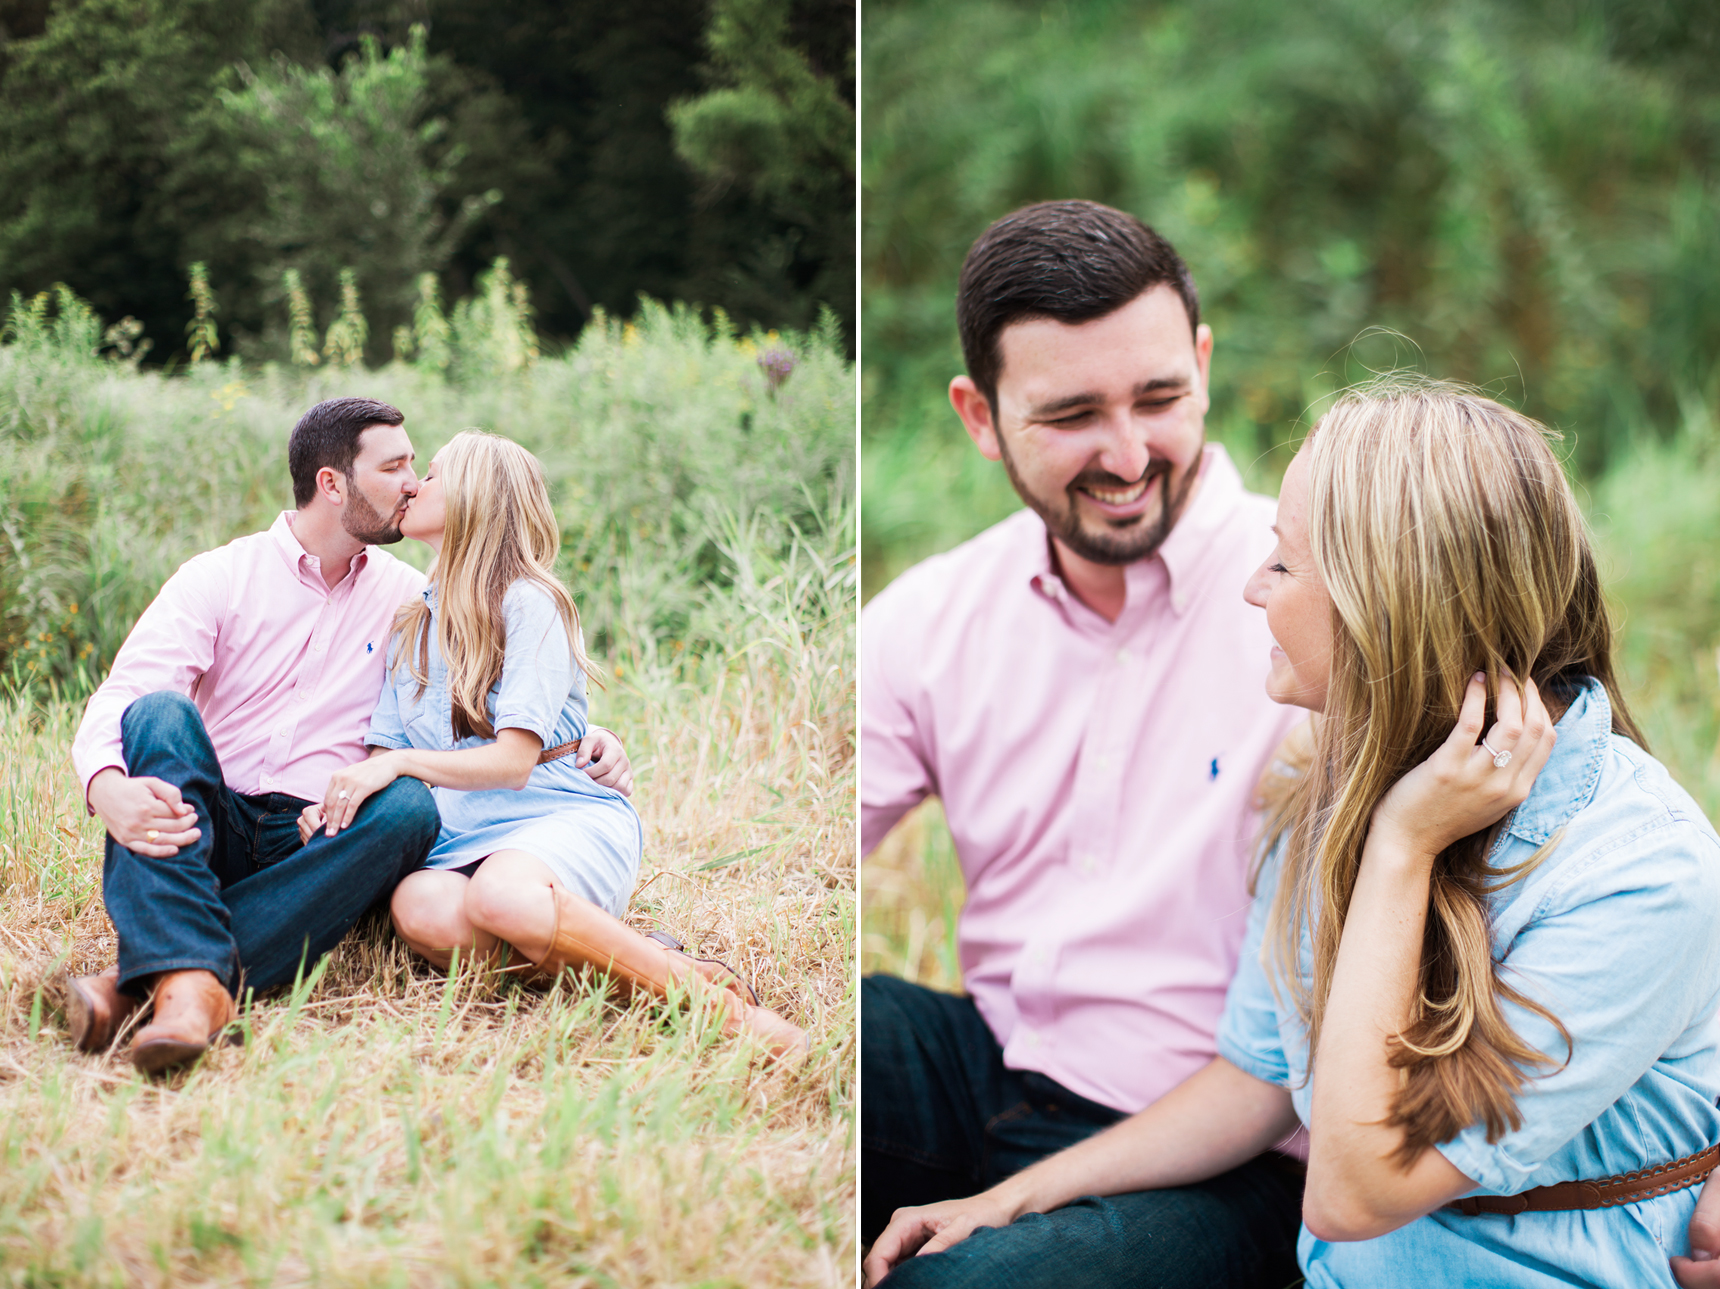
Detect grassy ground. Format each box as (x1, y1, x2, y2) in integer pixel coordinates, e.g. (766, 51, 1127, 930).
(0, 296, 855, 1286)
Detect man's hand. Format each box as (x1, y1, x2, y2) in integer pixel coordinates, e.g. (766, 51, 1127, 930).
(297, 803, 324, 846)
(577, 726, 634, 797)
(862, 1193, 1019, 1286)
(87, 767, 201, 857)
(1672, 1169, 1720, 1286)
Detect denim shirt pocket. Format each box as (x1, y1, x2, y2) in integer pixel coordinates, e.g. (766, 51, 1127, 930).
(402, 680, 453, 751)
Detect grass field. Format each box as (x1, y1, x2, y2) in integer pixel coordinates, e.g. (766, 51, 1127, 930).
(0, 291, 856, 1286)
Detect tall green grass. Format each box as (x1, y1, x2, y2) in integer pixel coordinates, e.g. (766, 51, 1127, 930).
(0, 286, 856, 1285)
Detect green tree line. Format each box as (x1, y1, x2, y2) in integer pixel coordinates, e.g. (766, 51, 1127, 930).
(863, 0, 1719, 587)
(0, 0, 854, 365)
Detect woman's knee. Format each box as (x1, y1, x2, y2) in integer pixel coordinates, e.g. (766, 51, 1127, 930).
(391, 874, 469, 947)
(463, 864, 550, 941)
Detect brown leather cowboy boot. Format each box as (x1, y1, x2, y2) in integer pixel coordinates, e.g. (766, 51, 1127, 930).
(130, 969, 236, 1074)
(65, 963, 143, 1052)
(533, 888, 811, 1064)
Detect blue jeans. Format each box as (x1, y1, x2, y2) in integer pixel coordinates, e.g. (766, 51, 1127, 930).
(863, 974, 1304, 1288)
(103, 691, 439, 997)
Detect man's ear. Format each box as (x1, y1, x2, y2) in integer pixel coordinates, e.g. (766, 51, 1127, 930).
(314, 465, 348, 508)
(1194, 323, 1214, 413)
(950, 377, 1003, 462)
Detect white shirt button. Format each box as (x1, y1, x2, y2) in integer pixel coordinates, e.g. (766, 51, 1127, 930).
(1116, 648, 1130, 664)
(1093, 754, 1112, 771)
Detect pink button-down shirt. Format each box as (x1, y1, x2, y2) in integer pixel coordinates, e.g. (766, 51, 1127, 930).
(862, 445, 1303, 1114)
(73, 512, 427, 805)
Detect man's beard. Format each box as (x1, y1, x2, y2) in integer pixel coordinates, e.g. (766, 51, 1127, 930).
(342, 480, 406, 545)
(997, 439, 1200, 567)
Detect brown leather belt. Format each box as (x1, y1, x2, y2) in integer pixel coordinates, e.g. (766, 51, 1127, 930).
(1448, 1144, 1720, 1215)
(538, 738, 582, 764)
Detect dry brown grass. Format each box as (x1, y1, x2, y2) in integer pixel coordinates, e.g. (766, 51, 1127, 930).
(0, 608, 855, 1286)
(858, 800, 961, 994)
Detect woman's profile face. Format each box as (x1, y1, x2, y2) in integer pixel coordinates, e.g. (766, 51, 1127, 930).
(399, 452, 447, 547)
(1243, 444, 1333, 712)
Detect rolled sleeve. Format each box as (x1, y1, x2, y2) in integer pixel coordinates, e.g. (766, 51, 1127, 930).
(71, 553, 224, 806)
(491, 582, 574, 747)
(1436, 825, 1720, 1194)
(1216, 849, 1294, 1088)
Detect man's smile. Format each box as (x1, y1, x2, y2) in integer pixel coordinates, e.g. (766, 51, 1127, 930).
(1070, 462, 1171, 520)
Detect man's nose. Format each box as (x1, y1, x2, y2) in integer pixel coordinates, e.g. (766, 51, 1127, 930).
(1095, 416, 1151, 482)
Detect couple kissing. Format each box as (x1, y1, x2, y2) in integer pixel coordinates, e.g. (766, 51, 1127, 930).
(63, 397, 808, 1074)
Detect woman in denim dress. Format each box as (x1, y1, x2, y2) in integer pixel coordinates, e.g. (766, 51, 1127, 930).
(300, 431, 807, 1063)
(864, 383, 1720, 1287)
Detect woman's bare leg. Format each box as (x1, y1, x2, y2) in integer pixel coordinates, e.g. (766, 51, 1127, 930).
(390, 868, 499, 970)
(461, 850, 560, 963)
(463, 849, 809, 1061)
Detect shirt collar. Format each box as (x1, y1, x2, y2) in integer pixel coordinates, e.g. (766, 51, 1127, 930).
(272, 510, 370, 585)
(1500, 677, 1612, 847)
(1026, 442, 1247, 615)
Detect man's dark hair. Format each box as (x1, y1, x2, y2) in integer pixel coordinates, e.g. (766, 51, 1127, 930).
(956, 200, 1200, 410)
(287, 397, 405, 506)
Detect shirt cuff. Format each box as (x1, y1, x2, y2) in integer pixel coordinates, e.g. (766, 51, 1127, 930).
(80, 762, 127, 817)
(1433, 1135, 1529, 1197)
(492, 713, 554, 746)
(364, 733, 410, 751)
(1216, 1032, 1290, 1089)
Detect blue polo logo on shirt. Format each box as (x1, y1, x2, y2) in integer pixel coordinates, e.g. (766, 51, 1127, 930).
(366, 642, 374, 653)
(1210, 757, 1220, 781)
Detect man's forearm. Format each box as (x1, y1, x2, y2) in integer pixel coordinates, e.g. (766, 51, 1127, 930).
(990, 1057, 1299, 1220)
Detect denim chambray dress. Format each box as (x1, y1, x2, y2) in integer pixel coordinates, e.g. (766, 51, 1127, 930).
(366, 580, 642, 917)
(1218, 680, 1720, 1287)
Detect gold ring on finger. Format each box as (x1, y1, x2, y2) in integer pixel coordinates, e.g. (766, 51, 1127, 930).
(146, 829, 158, 842)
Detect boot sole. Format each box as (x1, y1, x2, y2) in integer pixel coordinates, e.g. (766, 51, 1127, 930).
(65, 976, 140, 1053)
(132, 1037, 209, 1074)
(65, 978, 98, 1052)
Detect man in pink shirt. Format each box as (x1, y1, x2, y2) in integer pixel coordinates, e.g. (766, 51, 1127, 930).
(63, 397, 628, 1073)
(862, 204, 1305, 1286)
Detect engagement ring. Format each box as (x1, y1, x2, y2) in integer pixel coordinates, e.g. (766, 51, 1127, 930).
(1480, 737, 1511, 769)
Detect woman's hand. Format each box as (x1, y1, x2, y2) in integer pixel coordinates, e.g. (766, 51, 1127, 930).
(1672, 1172, 1720, 1286)
(320, 751, 404, 835)
(1369, 671, 1557, 864)
(577, 726, 634, 797)
(863, 1192, 1020, 1286)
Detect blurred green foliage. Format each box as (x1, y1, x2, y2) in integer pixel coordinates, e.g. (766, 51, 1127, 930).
(0, 282, 853, 703)
(862, 0, 1720, 592)
(0, 0, 853, 364)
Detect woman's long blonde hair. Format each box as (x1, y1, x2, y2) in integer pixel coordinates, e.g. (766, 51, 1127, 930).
(1263, 377, 1645, 1163)
(392, 430, 600, 739)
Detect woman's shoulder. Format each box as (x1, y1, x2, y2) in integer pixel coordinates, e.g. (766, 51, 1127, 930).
(501, 577, 568, 625)
(1521, 732, 1720, 920)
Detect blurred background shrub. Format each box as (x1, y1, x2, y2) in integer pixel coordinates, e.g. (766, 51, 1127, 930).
(0, 0, 854, 364)
(0, 277, 853, 707)
(863, 0, 1719, 587)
